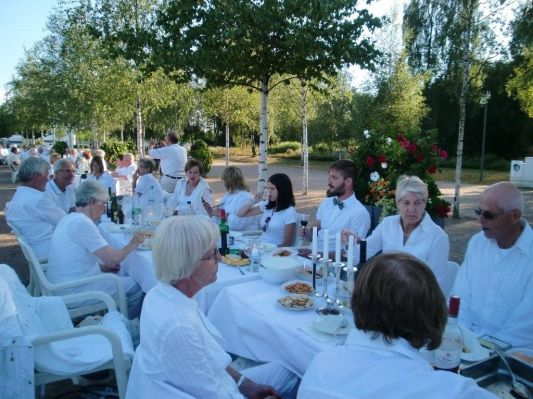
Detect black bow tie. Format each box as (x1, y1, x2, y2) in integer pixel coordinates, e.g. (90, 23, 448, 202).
(333, 197, 344, 209)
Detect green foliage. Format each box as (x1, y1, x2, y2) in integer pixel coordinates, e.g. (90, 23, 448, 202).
(506, 47, 533, 118)
(52, 141, 69, 156)
(269, 142, 301, 154)
(100, 140, 136, 168)
(189, 139, 213, 176)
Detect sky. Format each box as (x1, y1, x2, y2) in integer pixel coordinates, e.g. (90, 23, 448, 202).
(0, 0, 402, 104)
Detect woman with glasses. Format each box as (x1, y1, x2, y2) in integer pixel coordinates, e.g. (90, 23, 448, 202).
(343, 175, 450, 295)
(127, 215, 298, 398)
(238, 173, 297, 246)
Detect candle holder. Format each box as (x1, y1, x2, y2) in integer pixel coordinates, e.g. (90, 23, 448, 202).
(342, 265, 358, 308)
(333, 262, 345, 307)
(310, 253, 321, 292)
(315, 258, 330, 299)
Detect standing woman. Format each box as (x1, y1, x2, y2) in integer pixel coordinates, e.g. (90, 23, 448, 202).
(204, 166, 258, 231)
(238, 173, 297, 247)
(86, 155, 116, 194)
(166, 158, 213, 216)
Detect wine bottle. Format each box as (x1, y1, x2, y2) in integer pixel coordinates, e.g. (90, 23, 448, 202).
(219, 208, 229, 255)
(110, 193, 119, 223)
(434, 296, 462, 373)
(106, 187, 113, 219)
(117, 204, 125, 225)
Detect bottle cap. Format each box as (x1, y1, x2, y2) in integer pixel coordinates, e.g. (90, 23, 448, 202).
(448, 295, 460, 317)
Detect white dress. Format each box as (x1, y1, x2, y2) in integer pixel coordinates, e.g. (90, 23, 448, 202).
(298, 328, 497, 399)
(258, 202, 297, 246)
(166, 178, 213, 216)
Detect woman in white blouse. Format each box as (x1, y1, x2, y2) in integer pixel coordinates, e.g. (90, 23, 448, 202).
(166, 158, 213, 216)
(238, 173, 296, 246)
(345, 175, 449, 294)
(86, 155, 116, 194)
(132, 157, 165, 205)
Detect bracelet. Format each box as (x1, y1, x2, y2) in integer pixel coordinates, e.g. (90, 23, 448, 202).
(237, 375, 246, 388)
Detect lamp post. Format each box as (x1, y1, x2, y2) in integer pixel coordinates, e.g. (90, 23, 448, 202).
(479, 90, 491, 182)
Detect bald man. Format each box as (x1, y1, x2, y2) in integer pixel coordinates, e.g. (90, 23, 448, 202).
(452, 182, 533, 347)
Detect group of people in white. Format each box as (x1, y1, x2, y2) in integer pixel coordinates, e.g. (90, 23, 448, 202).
(3, 133, 532, 398)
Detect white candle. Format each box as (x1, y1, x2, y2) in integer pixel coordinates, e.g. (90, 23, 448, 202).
(347, 235, 354, 268)
(322, 229, 329, 259)
(335, 233, 341, 264)
(312, 226, 318, 256)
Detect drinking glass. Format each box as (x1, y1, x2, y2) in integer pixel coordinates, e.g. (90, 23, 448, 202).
(299, 213, 309, 243)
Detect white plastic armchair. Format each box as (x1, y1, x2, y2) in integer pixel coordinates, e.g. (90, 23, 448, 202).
(0, 264, 133, 399)
(17, 235, 129, 319)
(442, 261, 460, 298)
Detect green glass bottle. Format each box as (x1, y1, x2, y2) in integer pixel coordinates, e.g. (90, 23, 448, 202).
(219, 208, 229, 255)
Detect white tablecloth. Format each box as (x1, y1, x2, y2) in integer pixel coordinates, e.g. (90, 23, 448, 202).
(99, 222, 260, 313)
(207, 278, 353, 377)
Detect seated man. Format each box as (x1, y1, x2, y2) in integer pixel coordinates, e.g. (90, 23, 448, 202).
(5, 157, 66, 260)
(44, 159, 77, 213)
(112, 152, 137, 181)
(453, 182, 533, 347)
(303, 160, 370, 252)
(298, 253, 496, 399)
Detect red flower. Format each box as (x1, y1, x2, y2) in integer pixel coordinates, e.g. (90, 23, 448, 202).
(366, 156, 375, 167)
(432, 144, 440, 153)
(428, 164, 437, 174)
(377, 154, 386, 163)
(440, 150, 448, 159)
(416, 152, 423, 162)
(436, 203, 451, 218)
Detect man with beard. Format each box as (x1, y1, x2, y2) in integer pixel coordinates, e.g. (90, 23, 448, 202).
(304, 159, 370, 251)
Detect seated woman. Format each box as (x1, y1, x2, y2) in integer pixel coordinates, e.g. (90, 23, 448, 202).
(204, 166, 259, 231)
(166, 158, 213, 216)
(47, 180, 150, 318)
(237, 173, 297, 247)
(298, 253, 496, 399)
(86, 155, 116, 194)
(126, 215, 298, 398)
(132, 157, 165, 206)
(345, 175, 449, 295)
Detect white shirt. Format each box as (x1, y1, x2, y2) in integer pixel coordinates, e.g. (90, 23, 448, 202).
(127, 283, 243, 399)
(219, 190, 258, 231)
(44, 179, 77, 213)
(316, 194, 370, 248)
(167, 178, 213, 216)
(363, 213, 449, 292)
(259, 202, 297, 246)
(7, 152, 20, 168)
(149, 144, 187, 177)
(135, 173, 165, 204)
(453, 222, 533, 347)
(87, 172, 116, 194)
(5, 186, 66, 259)
(298, 328, 496, 399)
(116, 164, 137, 180)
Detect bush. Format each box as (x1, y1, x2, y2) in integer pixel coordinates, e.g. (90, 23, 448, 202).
(52, 141, 68, 156)
(100, 140, 136, 169)
(189, 139, 213, 176)
(269, 141, 301, 154)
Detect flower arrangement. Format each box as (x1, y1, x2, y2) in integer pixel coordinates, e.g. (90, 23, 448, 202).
(353, 129, 451, 220)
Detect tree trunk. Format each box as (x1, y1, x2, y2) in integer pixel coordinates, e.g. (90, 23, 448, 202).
(92, 122, 98, 148)
(225, 113, 230, 167)
(453, 0, 474, 219)
(121, 126, 124, 142)
(136, 95, 144, 157)
(257, 81, 269, 193)
(301, 83, 309, 195)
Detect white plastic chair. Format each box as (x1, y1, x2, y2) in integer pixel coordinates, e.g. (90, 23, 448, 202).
(17, 236, 129, 319)
(0, 264, 133, 399)
(441, 261, 460, 298)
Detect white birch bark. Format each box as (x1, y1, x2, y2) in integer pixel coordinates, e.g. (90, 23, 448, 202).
(257, 81, 269, 193)
(136, 95, 144, 157)
(453, 1, 474, 219)
(301, 83, 309, 195)
(225, 103, 230, 167)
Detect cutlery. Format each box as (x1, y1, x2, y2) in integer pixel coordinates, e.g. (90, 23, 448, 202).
(238, 267, 245, 275)
(494, 347, 529, 399)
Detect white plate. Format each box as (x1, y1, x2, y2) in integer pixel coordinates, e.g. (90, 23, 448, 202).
(294, 266, 324, 280)
(507, 348, 533, 367)
(269, 247, 297, 258)
(312, 315, 350, 335)
(282, 280, 314, 295)
(277, 295, 314, 311)
(460, 327, 490, 362)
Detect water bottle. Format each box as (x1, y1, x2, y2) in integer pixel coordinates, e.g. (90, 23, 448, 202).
(251, 247, 260, 272)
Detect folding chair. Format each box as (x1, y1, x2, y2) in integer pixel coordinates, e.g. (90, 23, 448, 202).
(0, 264, 133, 399)
(17, 236, 129, 319)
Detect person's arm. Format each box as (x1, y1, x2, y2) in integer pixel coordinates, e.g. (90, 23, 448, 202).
(93, 233, 145, 269)
(35, 198, 66, 226)
(237, 195, 263, 217)
(281, 223, 296, 247)
(226, 367, 281, 399)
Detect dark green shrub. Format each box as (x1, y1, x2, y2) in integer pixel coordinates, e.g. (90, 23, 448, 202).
(189, 139, 213, 176)
(52, 141, 68, 156)
(100, 140, 136, 169)
(270, 141, 301, 154)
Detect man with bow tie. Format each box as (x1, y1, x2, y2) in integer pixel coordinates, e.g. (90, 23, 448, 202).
(303, 159, 370, 253)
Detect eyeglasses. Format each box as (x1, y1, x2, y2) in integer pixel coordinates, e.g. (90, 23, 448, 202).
(261, 216, 272, 232)
(59, 169, 76, 174)
(474, 207, 515, 220)
(201, 248, 219, 262)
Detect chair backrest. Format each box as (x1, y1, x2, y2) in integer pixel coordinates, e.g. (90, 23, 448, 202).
(17, 236, 51, 296)
(5, 220, 22, 238)
(442, 261, 460, 298)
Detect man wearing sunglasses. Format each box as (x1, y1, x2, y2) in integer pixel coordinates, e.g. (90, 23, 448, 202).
(452, 181, 533, 347)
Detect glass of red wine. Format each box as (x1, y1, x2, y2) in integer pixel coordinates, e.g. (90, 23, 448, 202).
(299, 213, 309, 242)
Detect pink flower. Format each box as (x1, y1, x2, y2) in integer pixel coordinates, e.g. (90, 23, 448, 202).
(440, 150, 448, 159)
(432, 144, 440, 153)
(416, 152, 423, 162)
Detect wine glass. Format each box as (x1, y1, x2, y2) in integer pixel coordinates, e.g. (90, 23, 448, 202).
(299, 213, 309, 244)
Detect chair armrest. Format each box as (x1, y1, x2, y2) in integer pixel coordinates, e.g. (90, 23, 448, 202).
(44, 274, 128, 318)
(61, 291, 117, 313)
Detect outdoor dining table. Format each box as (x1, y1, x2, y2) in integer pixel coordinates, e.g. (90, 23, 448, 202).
(98, 222, 261, 313)
(207, 273, 354, 377)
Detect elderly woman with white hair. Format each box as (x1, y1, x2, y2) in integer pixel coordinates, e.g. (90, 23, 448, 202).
(127, 215, 299, 399)
(47, 180, 149, 317)
(344, 175, 449, 294)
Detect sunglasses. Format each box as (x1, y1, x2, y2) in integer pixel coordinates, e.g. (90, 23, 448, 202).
(474, 207, 515, 220)
(261, 216, 272, 232)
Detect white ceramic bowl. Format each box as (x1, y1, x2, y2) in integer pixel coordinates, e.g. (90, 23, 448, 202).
(259, 257, 299, 284)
